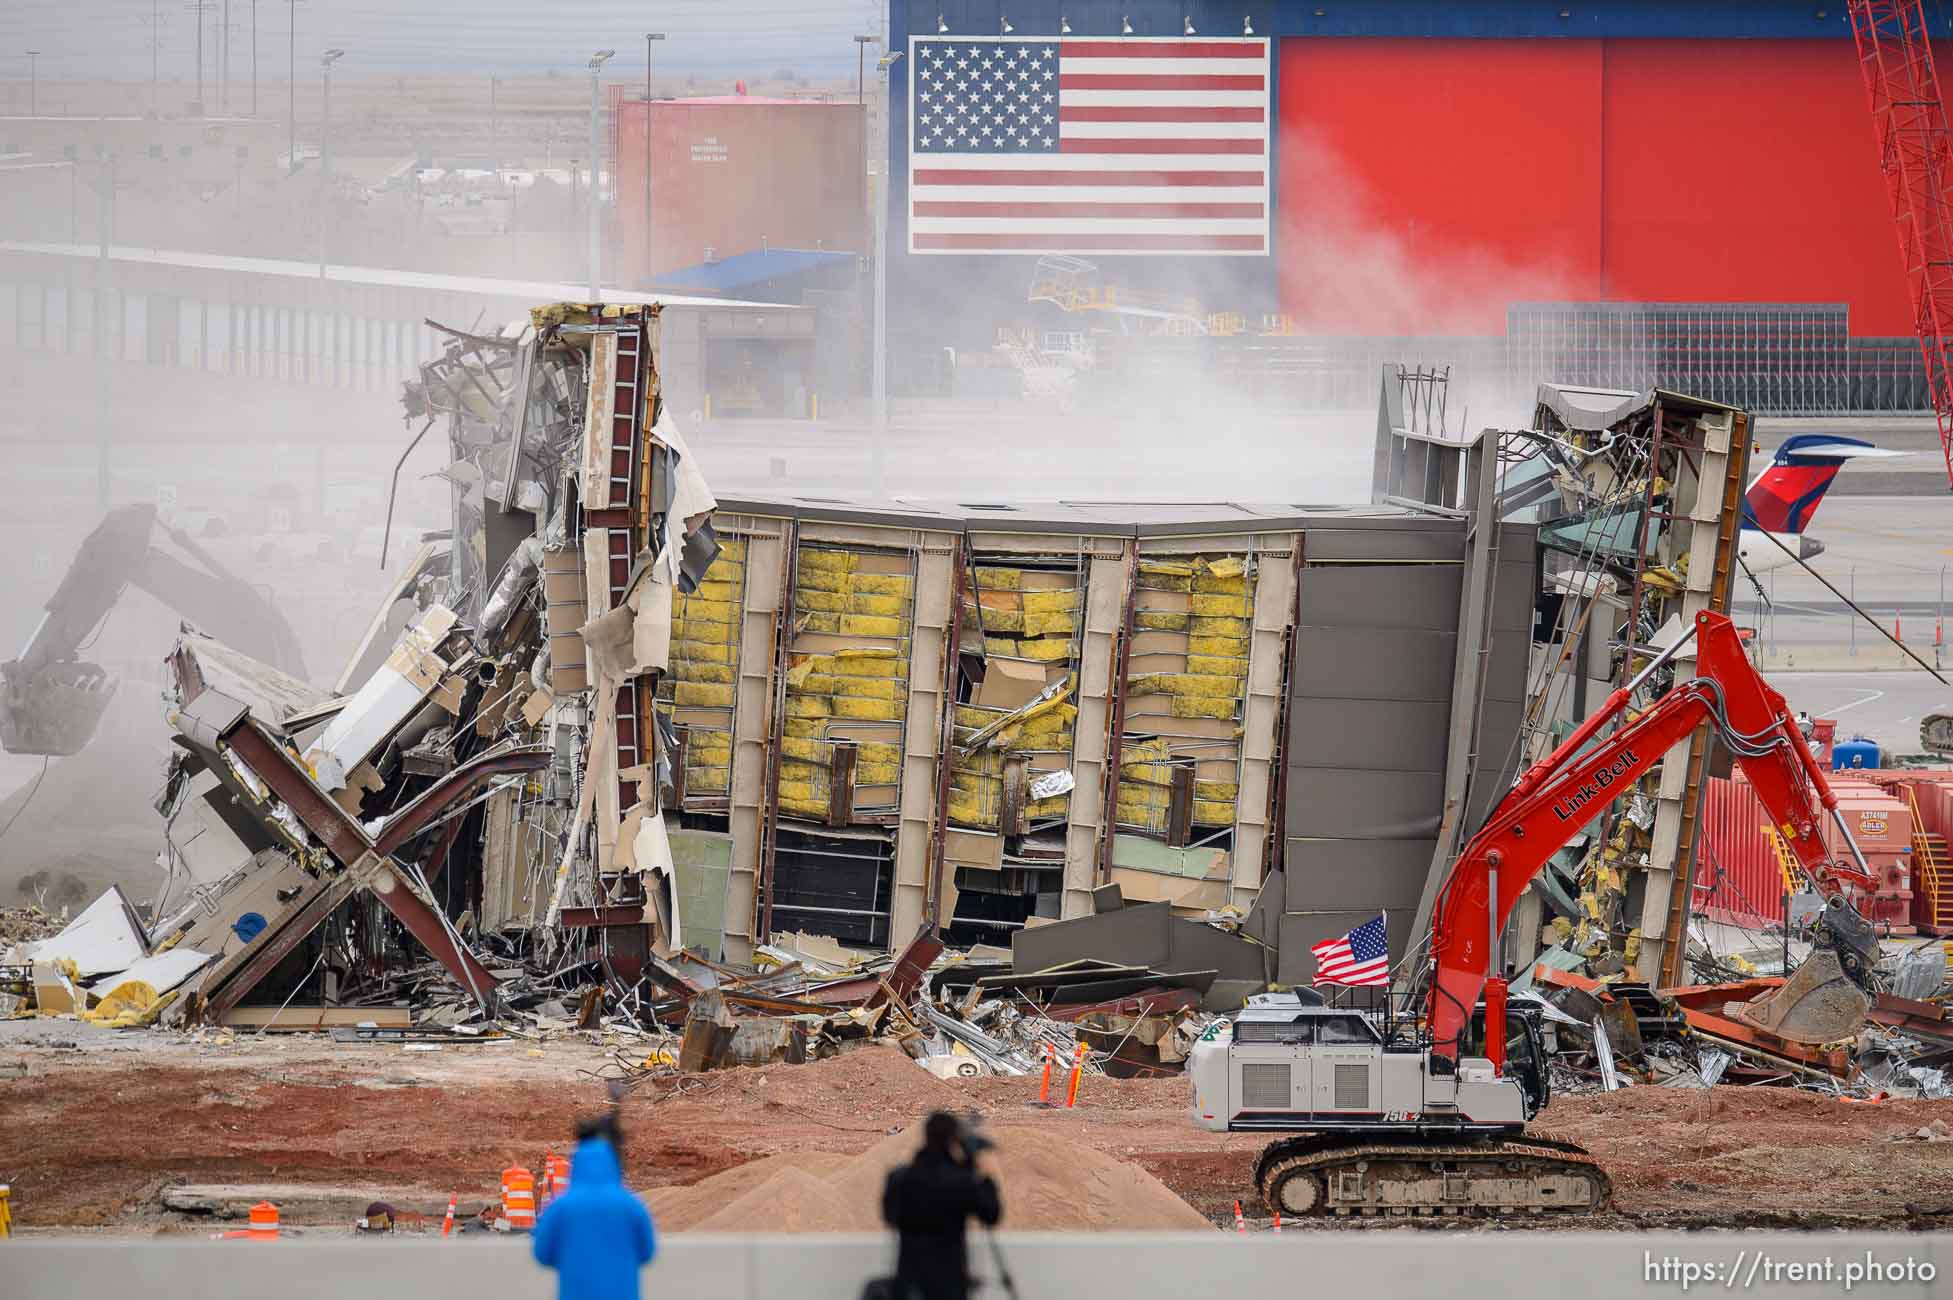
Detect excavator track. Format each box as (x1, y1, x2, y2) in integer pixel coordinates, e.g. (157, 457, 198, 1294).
(1254, 1131, 1612, 1219)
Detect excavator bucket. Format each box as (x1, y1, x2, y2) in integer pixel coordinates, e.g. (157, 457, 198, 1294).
(0, 662, 119, 757)
(1724, 948, 1871, 1046)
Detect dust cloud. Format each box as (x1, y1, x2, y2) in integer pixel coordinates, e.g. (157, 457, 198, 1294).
(0, 16, 1548, 898)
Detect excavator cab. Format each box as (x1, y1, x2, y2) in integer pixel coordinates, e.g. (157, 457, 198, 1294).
(1459, 1002, 1551, 1118)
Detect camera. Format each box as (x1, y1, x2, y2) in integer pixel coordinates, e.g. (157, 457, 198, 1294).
(957, 1117, 994, 1157)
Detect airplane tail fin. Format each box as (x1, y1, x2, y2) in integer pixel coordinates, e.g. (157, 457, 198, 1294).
(1742, 434, 1890, 534)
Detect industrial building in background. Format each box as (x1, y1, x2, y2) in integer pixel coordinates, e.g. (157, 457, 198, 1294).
(800, 3, 1948, 416)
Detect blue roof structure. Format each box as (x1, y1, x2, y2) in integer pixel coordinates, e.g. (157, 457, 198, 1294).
(649, 248, 857, 301)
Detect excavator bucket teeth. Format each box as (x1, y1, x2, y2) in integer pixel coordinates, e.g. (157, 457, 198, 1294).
(1723, 948, 1870, 1046)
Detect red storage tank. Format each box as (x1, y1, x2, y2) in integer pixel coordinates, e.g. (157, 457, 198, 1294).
(612, 97, 865, 284)
(1822, 783, 1913, 928)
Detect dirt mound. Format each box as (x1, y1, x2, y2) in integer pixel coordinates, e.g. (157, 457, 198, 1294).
(660, 1121, 1211, 1234)
(647, 1151, 855, 1227)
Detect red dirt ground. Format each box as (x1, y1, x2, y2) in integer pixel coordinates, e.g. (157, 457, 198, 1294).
(2, 1035, 1949, 1234)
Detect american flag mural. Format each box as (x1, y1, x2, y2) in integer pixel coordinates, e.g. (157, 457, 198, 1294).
(906, 36, 1271, 255)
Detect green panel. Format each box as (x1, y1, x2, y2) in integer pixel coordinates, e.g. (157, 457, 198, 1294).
(669, 828, 734, 961)
(1110, 833, 1229, 879)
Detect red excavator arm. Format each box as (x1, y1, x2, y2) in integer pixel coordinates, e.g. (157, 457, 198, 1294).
(1425, 610, 1875, 1070)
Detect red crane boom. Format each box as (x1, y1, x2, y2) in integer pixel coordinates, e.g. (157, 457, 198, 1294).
(1847, 1, 1953, 489)
(1425, 611, 1876, 1070)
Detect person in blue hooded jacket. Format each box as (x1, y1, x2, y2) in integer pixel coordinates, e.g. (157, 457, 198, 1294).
(532, 1114, 657, 1300)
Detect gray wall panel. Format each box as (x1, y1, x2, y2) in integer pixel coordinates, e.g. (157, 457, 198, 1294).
(1010, 899, 1172, 972)
(1285, 838, 1435, 912)
(1299, 526, 1466, 564)
(1294, 566, 1463, 630)
(1290, 628, 1456, 702)
(1287, 769, 1444, 840)
(1287, 698, 1450, 773)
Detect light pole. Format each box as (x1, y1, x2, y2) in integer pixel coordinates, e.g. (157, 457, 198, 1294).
(187, 0, 211, 112)
(854, 34, 875, 362)
(318, 47, 342, 278)
(854, 33, 873, 107)
(251, 0, 258, 115)
(287, 0, 302, 171)
(587, 49, 614, 301)
(25, 51, 37, 117)
(489, 75, 498, 173)
(872, 50, 901, 474)
(643, 32, 663, 282)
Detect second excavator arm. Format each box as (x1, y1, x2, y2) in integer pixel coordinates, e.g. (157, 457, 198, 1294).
(1425, 609, 1877, 1072)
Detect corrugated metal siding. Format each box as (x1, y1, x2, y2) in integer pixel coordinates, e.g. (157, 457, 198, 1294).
(1696, 776, 1779, 925)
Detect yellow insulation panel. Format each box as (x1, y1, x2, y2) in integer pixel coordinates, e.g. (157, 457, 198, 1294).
(1188, 635, 1249, 658)
(672, 639, 734, 665)
(833, 648, 904, 676)
(1189, 593, 1250, 618)
(840, 613, 904, 638)
(673, 682, 735, 708)
(851, 573, 913, 596)
(798, 549, 858, 574)
(1021, 589, 1079, 615)
(832, 696, 903, 721)
(794, 589, 846, 613)
(1194, 799, 1236, 825)
(968, 606, 1027, 634)
(847, 593, 906, 617)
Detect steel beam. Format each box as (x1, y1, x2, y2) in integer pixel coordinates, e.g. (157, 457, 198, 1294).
(221, 716, 499, 1006)
(373, 743, 550, 855)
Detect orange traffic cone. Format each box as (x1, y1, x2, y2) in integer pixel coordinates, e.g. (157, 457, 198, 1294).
(1233, 1200, 1248, 1234)
(441, 1193, 457, 1239)
(1273, 1210, 1283, 1235)
(246, 1201, 279, 1241)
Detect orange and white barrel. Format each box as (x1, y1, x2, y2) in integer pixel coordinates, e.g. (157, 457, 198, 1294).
(502, 1165, 537, 1231)
(246, 1201, 280, 1241)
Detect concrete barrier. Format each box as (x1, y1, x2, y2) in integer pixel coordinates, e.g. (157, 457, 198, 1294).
(5, 1231, 1949, 1300)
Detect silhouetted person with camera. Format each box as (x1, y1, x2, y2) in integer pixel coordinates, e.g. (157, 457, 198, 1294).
(877, 1111, 1004, 1300)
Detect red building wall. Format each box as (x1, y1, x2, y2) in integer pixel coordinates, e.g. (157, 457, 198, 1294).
(1276, 38, 1927, 336)
(613, 99, 866, 284)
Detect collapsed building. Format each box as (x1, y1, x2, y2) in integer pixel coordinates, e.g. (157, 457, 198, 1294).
(1, 318, 1946, 1097)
